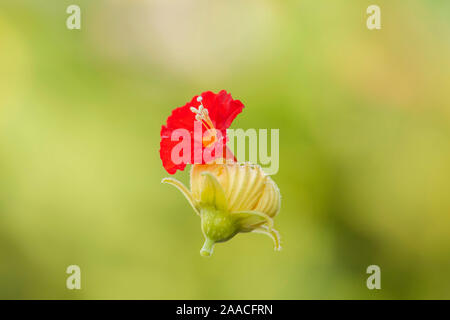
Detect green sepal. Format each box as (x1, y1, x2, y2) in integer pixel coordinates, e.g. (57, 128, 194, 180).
(231, 210, 274, 232)
(162, 177, 200, 215)
(199, 172, 227, 211)
(252, 225, 282, 251)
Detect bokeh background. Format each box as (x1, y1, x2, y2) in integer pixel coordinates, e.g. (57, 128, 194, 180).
(0, 0, 449, 299)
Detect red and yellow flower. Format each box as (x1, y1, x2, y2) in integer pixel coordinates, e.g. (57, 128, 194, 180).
(160, 90, 244, 174)
(160, 90, 281, 256)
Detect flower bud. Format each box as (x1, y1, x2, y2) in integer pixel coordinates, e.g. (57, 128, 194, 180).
(162, 162, 281, 256)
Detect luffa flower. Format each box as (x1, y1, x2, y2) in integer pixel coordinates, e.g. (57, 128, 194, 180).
(160, 91, 281, 256)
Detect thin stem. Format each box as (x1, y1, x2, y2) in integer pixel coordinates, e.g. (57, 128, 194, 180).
(200, 238, 215, 257)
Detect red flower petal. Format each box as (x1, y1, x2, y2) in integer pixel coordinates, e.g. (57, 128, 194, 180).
(160, 90, 244, 174)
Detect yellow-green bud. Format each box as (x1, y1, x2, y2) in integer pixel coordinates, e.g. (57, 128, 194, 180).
(162, 162, 281, 256)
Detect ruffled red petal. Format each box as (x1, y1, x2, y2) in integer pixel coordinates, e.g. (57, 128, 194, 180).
(160, 90, 244, 174)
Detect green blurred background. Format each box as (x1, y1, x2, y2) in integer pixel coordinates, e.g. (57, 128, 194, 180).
(0, 0, 449, 299)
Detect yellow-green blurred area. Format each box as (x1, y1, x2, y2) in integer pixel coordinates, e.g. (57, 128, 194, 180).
(0, 0, 449, 299)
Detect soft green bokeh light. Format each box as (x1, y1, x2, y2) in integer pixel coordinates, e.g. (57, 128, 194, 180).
(0, 0, 449, 299)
